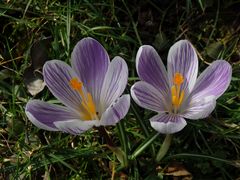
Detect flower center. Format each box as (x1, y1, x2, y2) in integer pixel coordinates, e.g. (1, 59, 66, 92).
(69, 78, 98, 120)
(171, 73, 184, 113)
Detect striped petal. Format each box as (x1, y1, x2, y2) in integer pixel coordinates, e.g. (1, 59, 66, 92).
(190, 60, 232, 99)
(182, 96, 216, 119)
(150, 113, 187, 134)
(71, 37, 110, 107)
(100, 56, 128, 113)
(182, 60, 231, 120)
(25, 100, 80, 131)
(167, 40, 198, 96)
(131, 81, 169, 112)
(54, 119, 98, 135)
(100, 95, 130, 126)
(43, 60, 82, 111)
(136, 45, 170, 97)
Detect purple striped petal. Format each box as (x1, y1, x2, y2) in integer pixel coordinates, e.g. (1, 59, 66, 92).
(181, 96, 216, 119)
(136, 45, 170, 96)
(150, 113, 187, 134)
(54, 119, 98, 135)
(131, 81, 169, 113)
(71, 37, 110, 106)
(43, 60, 82, 111)
(100, 95, 130, 126)
(190, 60, 232, 99)
(25, 100, 80, 131)
(167, 40, 198, 95)
(100, 56, 128, 113)
(181, 60, 231, 120)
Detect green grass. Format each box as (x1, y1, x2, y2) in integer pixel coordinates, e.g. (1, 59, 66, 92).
(1, 0, 240, 179)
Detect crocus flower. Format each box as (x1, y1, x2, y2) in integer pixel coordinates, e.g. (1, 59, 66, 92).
(131, 40, 232, 134)
(25, 37, 130, 135)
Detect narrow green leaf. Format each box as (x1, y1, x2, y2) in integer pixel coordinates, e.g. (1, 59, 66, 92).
(129, 132, 159, 160)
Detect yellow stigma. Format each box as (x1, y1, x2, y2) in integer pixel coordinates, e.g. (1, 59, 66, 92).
(171, 73, 185, 113)
(173, 73, 184, 85)
(70, 78, 83, 90)
(69, 78, 97, 120)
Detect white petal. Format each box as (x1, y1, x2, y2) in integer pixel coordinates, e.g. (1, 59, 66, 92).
(100, 95, 130, 126)
(71, 37, 110, 106)
(181, 96, 216, 119)
(26, 111, 58, 131)
(54, 119, 98, 135)
(131, 81, 169, 112)
(100, 56, 128, 112)
(150, 113, 187, 134)
(167, 40, 198, 96)
(25, 100, 80, 131)
(43, 60, 82, 111)
(136, 45, 170, 95)
(191, 60, 232, 99)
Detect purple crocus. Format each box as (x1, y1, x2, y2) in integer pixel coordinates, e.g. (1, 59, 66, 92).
(25, 37, 130, 135)
(131, 40, 232, 134)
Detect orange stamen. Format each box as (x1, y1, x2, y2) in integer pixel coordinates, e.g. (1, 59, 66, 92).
(171, 73, 185, 112)
(70, 78, 83, 90)
(173, 73, 184, 85)
(69, 77, 97, 120)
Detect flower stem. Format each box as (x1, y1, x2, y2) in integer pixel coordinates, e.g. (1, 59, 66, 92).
(155, 134, 173, 163)
(96, 126, 114, 147)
